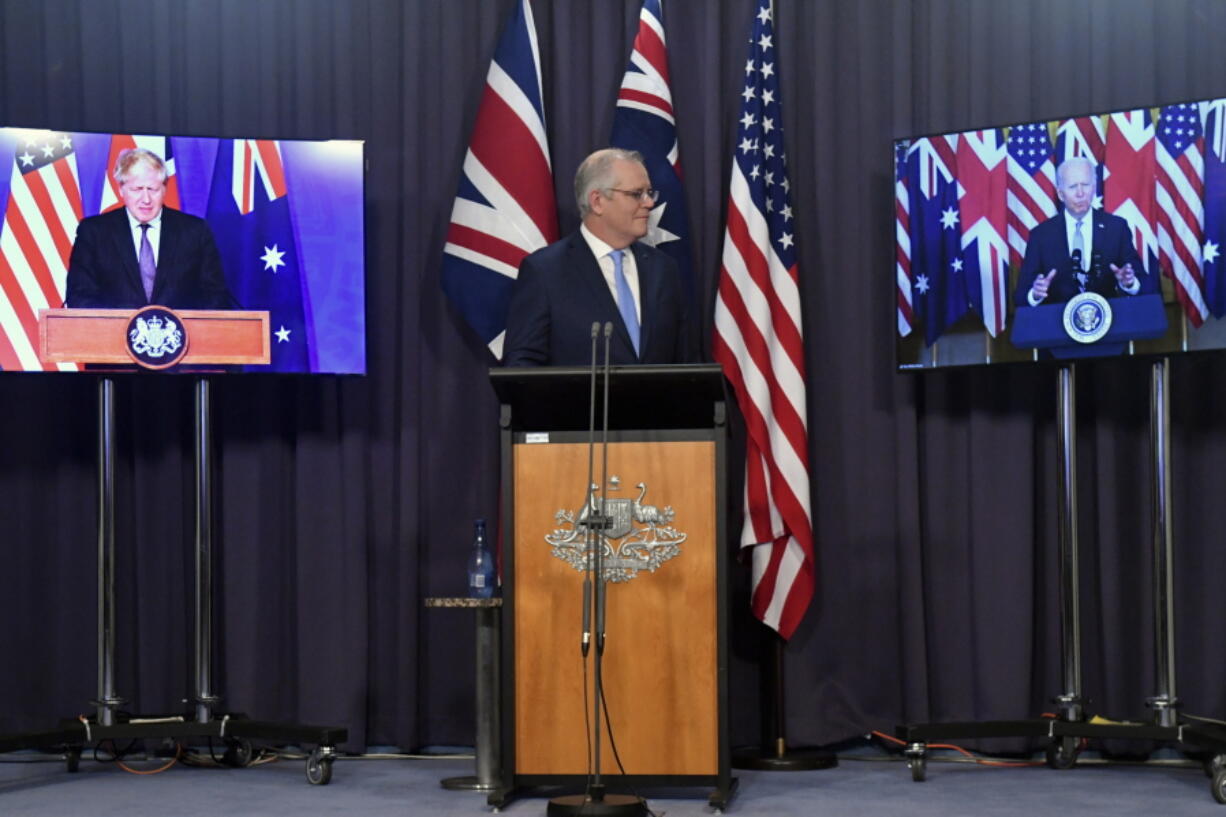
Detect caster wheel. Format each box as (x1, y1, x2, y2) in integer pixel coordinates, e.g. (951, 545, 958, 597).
(1205, 754, 1226, 779)
(306, 748, 334, 785)
(1213, 768, 1226, 805)
(222, 738, 254, 768)
(1045, 736, 1078, 770)
(902, 745, 926, 785)
(66, 747, 81, 773)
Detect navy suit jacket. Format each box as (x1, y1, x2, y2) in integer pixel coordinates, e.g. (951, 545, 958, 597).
(502, 231, 689, 366)
(65, 207, 238, 309)
(1013, 209, 1149, 307)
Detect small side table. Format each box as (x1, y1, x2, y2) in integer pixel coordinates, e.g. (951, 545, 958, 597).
(424, 597, 502, 791)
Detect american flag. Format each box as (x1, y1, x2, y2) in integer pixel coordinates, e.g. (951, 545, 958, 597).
(1203, 99, 1226, 318)
(1006, 121, 1056, 269)
(1155, 102, 1208, 326)
(99, 134, 181, 214)
(896, 141, 913, 336)
(956, 129, 1009, 337)
(610, 0, 694, 303)
(0, 130, 82, 371)
(1105, 109, 1159, 283)
(441, 0, 557, 360)
(711, 0, 812, 640)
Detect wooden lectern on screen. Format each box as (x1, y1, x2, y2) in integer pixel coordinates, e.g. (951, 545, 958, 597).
(39, 308, 270, 366)
(489, 364, 734, 810)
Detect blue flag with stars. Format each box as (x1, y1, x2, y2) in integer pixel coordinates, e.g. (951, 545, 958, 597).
(1202, 100, 1226, 318)
(907, 137, 968, 346)
(205, 139, 311, 371)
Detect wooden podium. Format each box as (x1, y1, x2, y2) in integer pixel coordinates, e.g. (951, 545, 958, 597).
(489, 364, 734, 810)
(39, 308, 270, 366)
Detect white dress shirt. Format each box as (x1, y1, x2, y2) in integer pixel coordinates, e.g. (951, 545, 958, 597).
(580, 223, 641, 323)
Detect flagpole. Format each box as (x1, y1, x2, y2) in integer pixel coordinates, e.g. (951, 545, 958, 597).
(732, 629, 837, 771)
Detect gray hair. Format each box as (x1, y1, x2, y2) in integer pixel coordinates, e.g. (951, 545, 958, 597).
(1055, 155, 1096, 189)
(114, 147, 168, 185)
(574, 148, 645, 216)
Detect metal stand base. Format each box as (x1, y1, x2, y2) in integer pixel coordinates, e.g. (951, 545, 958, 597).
(547, 793, 649, 816)
(441, 774, 497, 792)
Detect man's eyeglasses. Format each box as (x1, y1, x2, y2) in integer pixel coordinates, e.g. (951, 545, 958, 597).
(606, 188, 660, 203)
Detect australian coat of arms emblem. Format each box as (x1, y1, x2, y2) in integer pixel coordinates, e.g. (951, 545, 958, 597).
(546, 479, 686, 583)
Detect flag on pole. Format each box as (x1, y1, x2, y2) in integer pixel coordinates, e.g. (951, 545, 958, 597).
(956, 129, 1009, 337)
(441, 0, 557, 359)
(1006, 121, 1057, 269)
(1154, 102, 1208, 325)
(0, 130, 82, 371)
(896, 141, 913, 337)
(99, 134, 181, 214)
(610, 0, 694, 304)
(907, 135, 968, 346)
(1104, 109, 1159, 285)
(712, 0, 812, 640)
(1202, 99, 1226, 318)
(205, 139, 311, 371)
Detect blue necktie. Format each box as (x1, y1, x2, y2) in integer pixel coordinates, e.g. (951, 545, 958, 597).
(139, 223, 156, 302)
(611, 249, 640, 356)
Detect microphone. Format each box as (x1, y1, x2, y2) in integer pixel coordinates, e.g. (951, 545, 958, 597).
(580, 321, 600, 657)
(1070, 247, 1082, 271)
(595, 321, 613, 655)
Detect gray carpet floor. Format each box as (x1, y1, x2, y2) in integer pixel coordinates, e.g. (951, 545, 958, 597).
(3, 748, 1226, 816)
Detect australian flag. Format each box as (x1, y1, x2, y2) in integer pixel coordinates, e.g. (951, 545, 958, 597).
(1202, 100, 1226, 318)
(907, 136, 968, 346)
(206, 139, 311, 371)
(610, 0, 694, 304)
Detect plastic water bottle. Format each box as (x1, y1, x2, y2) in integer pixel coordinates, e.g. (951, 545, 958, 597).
(467, 519, 495, 598)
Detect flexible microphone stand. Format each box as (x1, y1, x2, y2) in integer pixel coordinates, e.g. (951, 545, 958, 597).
(549, 322, 647, 817)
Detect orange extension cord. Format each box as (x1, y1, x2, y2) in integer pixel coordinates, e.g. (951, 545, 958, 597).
(871, 729, 1046, 768)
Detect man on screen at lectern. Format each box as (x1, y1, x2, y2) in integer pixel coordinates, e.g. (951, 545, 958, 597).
(65, 148, 238, 310)
(1014, 156, 1148, 308)
(502, 148, 688, 366)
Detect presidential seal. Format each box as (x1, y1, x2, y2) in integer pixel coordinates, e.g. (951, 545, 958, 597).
(1062, 291, 1113, 344)
(546, 480, 686, 583)
(125, 306, 188, 369)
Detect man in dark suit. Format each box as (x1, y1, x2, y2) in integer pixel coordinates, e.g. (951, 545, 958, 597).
(1014, 155, 1147, 307)
(502, 148, 687, 366)
(66, 147, 238, 310)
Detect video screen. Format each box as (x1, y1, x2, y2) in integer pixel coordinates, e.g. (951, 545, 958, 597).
(0, 128, 365, 373)
(895, 98, 1226, 369)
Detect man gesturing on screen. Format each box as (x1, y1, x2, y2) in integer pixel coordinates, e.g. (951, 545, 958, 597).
(1014, 156, 1146, 307)
(65, 148, 238, 310)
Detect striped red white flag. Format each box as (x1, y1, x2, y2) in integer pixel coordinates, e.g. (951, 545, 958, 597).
(1155, 103, 1209, 326)
(0, 129, 83, 371)
(712, 1, 813, 640)
(896, 142, 913, 336)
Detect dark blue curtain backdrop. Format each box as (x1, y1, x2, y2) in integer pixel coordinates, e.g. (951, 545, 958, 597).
(3, 0, 1226, 754)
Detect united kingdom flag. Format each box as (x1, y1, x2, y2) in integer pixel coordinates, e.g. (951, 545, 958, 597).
(610, 0, 693, 305)
(1104, 109, 1159, 286)
(441, 0, 558, 359)
(1006, 121, 1056, 269)
(956, 129, 1009, 337)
